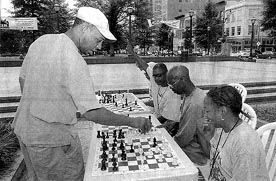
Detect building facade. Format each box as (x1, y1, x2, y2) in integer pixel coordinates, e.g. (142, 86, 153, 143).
(224, 0, 275, 53)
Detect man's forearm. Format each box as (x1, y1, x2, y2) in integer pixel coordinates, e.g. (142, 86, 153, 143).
(83, 107, 133, 127)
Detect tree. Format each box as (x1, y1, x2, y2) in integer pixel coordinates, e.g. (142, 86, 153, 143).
(155, 24, 171, 50)
(194, 2, 221, 53)
(8, 0, 73, 53)
(75, 0, 152, 56)
(261, 0, 276, 39)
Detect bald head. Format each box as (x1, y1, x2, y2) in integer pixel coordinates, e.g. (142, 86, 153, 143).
(167, 65, 190, 82)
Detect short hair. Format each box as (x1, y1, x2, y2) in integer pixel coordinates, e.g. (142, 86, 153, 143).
(207, 85, 242, 116)
(153, 63, 168, 73)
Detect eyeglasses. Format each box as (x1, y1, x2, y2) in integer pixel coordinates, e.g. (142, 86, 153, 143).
(168, 79, 181, 90)
(152, 72, 166, 78)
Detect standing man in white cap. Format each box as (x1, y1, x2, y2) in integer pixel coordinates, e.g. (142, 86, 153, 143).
(13, 7, 152, 181)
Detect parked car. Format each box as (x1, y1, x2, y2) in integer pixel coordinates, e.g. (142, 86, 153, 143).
(231, 51, 250, 58)
(256, 51, 276, 59)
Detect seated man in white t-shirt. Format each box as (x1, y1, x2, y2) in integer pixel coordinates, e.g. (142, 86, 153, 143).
(127, 45, 181, 136)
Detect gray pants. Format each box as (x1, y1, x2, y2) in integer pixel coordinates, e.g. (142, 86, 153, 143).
(18, 135, 85, 181)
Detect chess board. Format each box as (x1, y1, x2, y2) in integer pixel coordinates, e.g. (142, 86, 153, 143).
(92, 125, 184, 175)
(97, 93, 150, 115)
(84, 114, 198, 181)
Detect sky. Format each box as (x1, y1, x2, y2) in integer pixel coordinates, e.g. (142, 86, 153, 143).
(0, 0, 76, 18)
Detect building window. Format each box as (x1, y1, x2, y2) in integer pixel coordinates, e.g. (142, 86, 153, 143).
(237, 10, 242, 21)
(226, 14, 230, 23)
(179, 0, 182, 2)
(231, 13, 235, 22)
(226, 28, 230, 36)
(179, 9, 182, 13)
(231, 27, 235, 36)
(237, 26, 241, 35)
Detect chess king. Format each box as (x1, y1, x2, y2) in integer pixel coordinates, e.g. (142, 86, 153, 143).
(13, 7, 152, 181)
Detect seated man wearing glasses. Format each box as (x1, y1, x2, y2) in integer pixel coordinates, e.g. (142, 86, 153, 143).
(127, 45, 181, 136)
(167, 65, 210, 166)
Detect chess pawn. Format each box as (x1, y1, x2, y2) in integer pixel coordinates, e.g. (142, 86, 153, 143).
(147, 150, 153, 158)
(101, 159, 107, 171)
(172, 157, 178, 166)
(166, 151, 172, 158)
(158, 154, 163, 162)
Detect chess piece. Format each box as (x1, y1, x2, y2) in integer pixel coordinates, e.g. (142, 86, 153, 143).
(102, 141, 108, 151)
(119, 140, 124, 150)
(112, 162, 118, 171)
(130, 145, 134, 153)
(97, 131, 101, 138)
(106, 133, 109, 139)
(101, 150, 107, 159)
(111, 153, 116, 162)
(129, 107, 132, 111)
(148, 115, 151, 120)
(153, 137, 157, 147)
(172, 157, 178, 166)
(121, 150, 126, 161)
(158, 154, 163, 162)
(101, 159, 107, 171)
(125, 98, 128, 106)
(121, 132, 125, 139)
(135, 100, 137, 105)
(101, 132, 105, 139)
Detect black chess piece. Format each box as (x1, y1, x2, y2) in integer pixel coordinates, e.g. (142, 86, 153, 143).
(114, 136, 117, 142)
(102, 141, 108, 151)
(111, 153, 116, 162)
(121, 150, 126, 161)
(101, 150, 107, 159)
(121, 132, 125, 139)
(101, 160, 107, 171)
(101, 132, 105, 139)
(153, 137, 157, 147)
(115, 102, 118, 107)
(129, 107, 132, 111)
(106, 133, 109, 139)
(112, 143, 116, 151)
(112, 161, 118, 171)
(119, 140, 124, 150)
(130, 145, 134, 153)
(97, 131, 101, 138)
(125, 98, 128, 106)
(122, 104, 125, 108)
(149, 115, 151, 120)
(135, 100, 137, 105)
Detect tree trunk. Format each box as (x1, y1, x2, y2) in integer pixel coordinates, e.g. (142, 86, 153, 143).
(110, 44, 115, 57)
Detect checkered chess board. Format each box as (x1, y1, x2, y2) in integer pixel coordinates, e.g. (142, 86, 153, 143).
(84, 114, 198, 181)
(91, 125, 184, 176)
(97, 93, 150, 115)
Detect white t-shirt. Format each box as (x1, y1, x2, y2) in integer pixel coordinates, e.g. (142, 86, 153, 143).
(13, 33, 101, 146)
(146, 65, 181, 122)
(209, 122, 269, 181)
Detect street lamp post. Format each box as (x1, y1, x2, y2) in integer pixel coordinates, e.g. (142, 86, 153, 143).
(250, 17, 256, 58)
(207, 26, 211, 55)
(54, 3, 60, 33)
(189, 9, 194, 54)
(127, 6, 135, 42)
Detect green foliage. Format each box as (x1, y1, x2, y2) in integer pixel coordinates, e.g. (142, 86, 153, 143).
(155, 24, 170, 50)
(261, 0, 276, 38)
(0, 119, 20, 179)
(194, 2, 222, 51)
(2, 0, 73, 54)
(75, 0, 152, 55)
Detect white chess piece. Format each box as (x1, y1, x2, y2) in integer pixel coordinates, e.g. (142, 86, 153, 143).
(172, 157, 178, 166)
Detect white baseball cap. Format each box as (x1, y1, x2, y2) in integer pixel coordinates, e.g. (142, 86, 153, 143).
(77, 7, 117, 41)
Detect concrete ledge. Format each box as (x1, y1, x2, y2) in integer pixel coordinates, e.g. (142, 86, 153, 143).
(0, 55, 243, 67)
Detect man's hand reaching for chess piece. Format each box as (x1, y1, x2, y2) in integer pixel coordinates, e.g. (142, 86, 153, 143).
(131, 117, 153, 134)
